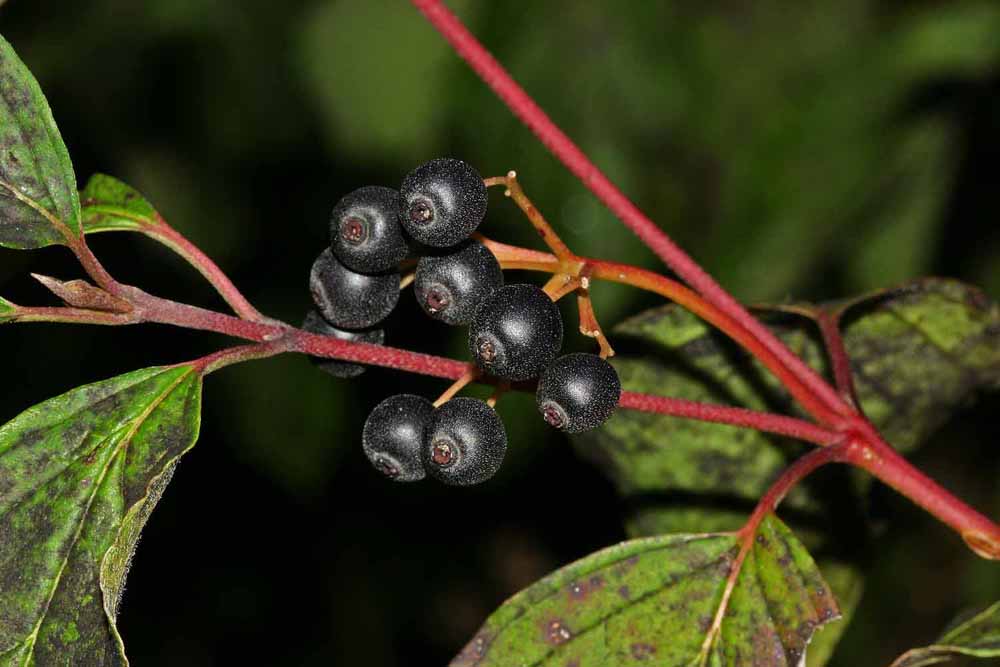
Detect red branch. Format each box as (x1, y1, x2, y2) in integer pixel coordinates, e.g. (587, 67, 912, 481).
(841, 433, 1000, 560)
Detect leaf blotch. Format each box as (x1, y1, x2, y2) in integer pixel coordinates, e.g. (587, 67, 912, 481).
(630, 643, 656, 660)
(543, 619, 573, 645)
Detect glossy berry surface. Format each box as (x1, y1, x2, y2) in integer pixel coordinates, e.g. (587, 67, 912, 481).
(423, 397, 506, 486)
(329, 185, 409, 273)
(468, 283, 563, 381)
(301, 310, 384, 379)
(536, 353, 621, 433)
(414, 240, 503, 325)
(399, 158, 487, 247)
(362, 394, 434, 482)
(310, 248, 399, 329)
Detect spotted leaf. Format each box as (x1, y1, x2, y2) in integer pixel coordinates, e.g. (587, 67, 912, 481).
(0, 366, 202, 665)
(454, 515, 837, 667)
(0, 34, 81, 248)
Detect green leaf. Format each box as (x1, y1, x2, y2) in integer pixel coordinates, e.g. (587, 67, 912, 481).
(0, 34, 81, 248)
(453, 514, 838, 667)
(889, 601, 1000, 667)
(80, 174, 159, 234)
(0, 365, 203, 664)
(0, 296, 15, 323)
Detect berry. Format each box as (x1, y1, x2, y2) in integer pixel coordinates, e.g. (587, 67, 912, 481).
(399, 158, 487, 247)
(301, 310, 383, 379)
(310, 248, 399, 329)
(536, 353, 621, 433)
(414, 240, 503, 325)
(468, 283, 563, 381)
(423, 398, 506, 486)
(362, 394, 434, 482)
(329, 186, 409, 273)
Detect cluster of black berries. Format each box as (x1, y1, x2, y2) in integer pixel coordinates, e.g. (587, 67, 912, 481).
(305, 158, 621, 486)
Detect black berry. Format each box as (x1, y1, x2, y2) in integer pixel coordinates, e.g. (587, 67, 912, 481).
(310, 248, 399, 329)
(414, 240, 503, 325)
(423, 397, 506, 486)
(362, 394, 434, 482)
(329, 186, 409, 273)
(468, 283, 563, 381)
(536, 353, 621, 433)
(301, 310, 383, 379)
(399, 158, 487, 247)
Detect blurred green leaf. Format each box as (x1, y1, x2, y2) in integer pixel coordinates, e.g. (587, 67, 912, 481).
(848, 120, 957, 291)
(0, 33, 81, 248)
(889, 600, 1000, 667)
(0, 366, 202, 664)
(80, 173, 158, 234)
(454, 514, 838, 666)
(296, 0, 478, 162)
(892, 3, 1000, 81)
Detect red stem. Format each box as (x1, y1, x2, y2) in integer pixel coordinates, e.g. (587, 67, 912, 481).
(16, 286, 832, 441)
(409, 0, 848, 422)
(193, 340, 289, 374)
(842, 434, 1000, 560)
(741, 446, 845, 539)
(700, 445, 842, 656)
(143, 218, 266, 321)
(68, 236, 120, 296)
(587, 258, 846, 427)
(815, 310, 860, 407)
(619, 393, 839, 446)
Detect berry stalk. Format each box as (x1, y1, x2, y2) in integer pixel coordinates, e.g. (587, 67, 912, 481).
(481, 235, 846, 427)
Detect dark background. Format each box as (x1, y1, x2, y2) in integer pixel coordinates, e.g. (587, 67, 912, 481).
(1, 1, 999, 665)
